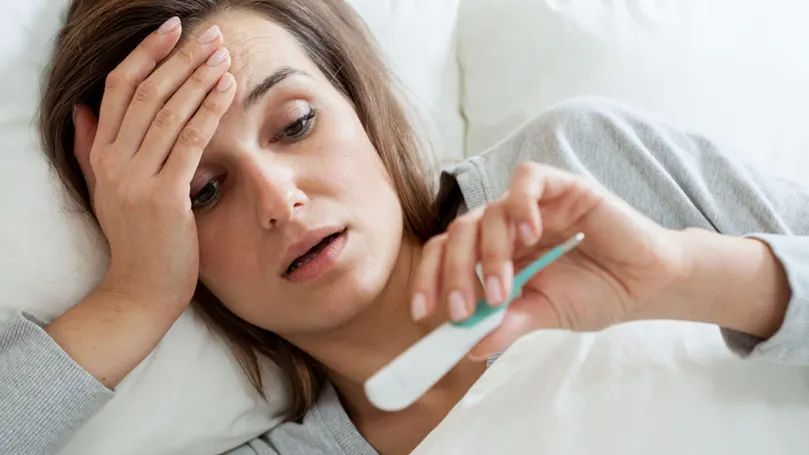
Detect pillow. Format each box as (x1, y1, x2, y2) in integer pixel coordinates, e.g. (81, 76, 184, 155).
(0, 1, 463, 454)
(457, 0, 809, 182)
(349, 0, 464, 163)
(414, 321, 809, 454)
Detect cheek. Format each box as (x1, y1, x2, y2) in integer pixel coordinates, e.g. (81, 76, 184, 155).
(322, 113, 405, 248)
(196, 213, 262, 304)
(314, 109, 396, 200)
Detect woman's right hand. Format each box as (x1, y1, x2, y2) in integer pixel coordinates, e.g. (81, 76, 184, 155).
(45, 18, 237, 388)
(73, 17, 236, 310)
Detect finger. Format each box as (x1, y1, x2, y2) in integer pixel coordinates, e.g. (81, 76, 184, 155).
(506, 162, 544, 246)
(442, 211, 483, 322)
(479, 203, 514, 307)
(133, 47, 231, 175)
(116, 24, 224, 156)
(161, 73, 236, 183)
(96, 17, 182, 146)
(410, 234, 447, 322)
(508, 162, 597, 244)
(467, 293, 560, 361)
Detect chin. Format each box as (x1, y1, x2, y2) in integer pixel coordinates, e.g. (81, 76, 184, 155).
(324, 263, 394, 325)
(295, 238, 402, 334)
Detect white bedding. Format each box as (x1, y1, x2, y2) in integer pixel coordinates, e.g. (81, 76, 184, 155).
(2, 0, 809, 454)
(414, 321, 809, 454)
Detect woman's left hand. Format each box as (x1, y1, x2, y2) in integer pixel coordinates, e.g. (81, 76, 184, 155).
(410, 162, 690, 360)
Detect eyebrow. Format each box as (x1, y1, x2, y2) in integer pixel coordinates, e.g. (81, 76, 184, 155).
(243, 66, 309, 110)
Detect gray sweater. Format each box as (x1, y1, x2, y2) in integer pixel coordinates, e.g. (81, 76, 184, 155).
(3, 97, 809, 454)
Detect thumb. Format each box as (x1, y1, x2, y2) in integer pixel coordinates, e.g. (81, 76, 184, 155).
(467, 295, 561, 361)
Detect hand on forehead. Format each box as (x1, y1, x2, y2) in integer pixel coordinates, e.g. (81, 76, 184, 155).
(195, 10, 322, 101)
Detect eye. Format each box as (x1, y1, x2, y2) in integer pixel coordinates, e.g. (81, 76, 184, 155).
(191, 178, 221, 210)
(272, 108, 316, 143)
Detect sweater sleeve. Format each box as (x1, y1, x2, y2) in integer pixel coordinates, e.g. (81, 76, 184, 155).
(0, 311, 113, 455)
(449, 96, 809, 364)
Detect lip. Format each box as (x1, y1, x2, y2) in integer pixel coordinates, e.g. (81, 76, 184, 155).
(279, 225, 346, 277)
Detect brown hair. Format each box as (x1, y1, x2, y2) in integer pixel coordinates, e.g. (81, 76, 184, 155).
(39, 0, 447, 421)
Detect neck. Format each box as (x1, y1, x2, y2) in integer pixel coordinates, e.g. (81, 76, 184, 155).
(285, 234, 486, 451)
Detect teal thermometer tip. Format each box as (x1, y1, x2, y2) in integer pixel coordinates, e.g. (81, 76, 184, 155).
(451, 232, 585, 328)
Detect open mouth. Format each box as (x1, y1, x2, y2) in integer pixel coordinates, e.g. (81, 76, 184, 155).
(284, 231, 344, 277)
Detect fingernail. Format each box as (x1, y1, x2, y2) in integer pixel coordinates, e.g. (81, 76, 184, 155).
(519, 222, 536, 245)
(216, 73, 233, 92)
(197, 25, 221, 44)
(411, 293, 427, 321)
(504, 261, 514, 295)
(485, 276, 504, 307)
(158, 17, 181, 35)
(207, 47, 229, 67)
(467, 352, 486, 363)
(449, 290, 470, 322)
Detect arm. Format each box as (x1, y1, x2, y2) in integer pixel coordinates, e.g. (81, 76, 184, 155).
(478, 97, 809, 361)
(663, 230, 806, 360)
(1, 15, 238, 455)
(45, 286, 186, 389)
(0, 289, 186, 455)
(0, 311, 111, 455)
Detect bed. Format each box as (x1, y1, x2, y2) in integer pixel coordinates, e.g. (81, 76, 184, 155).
(2, 1, 809, 454)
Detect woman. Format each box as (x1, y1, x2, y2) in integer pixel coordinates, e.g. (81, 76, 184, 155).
(2, 0, 808, 454)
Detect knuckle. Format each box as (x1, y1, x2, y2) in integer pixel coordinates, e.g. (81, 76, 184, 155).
(190, 68, 208, 84)
(482, 203, 503, 219)
(104, 70, 130, 91)
(88, 150, 105, 171)
(136, 37, 162, 60)
(448, 214, 477, 235)
(423, 234, 446, 254)
(153, 108, 180, 130)
(201, 94, 224, 113)
(446, 220, 464, 237)
(133, 79, 160, 104)
(177, 126, 207, 149)
(480, 247, 503, 264)
(443, 247, 468, 270)
(443, 247, 470, 271)
(144, 35, 161, 50)
(175, 46, 195, 66)
(506, 192, 531, 211)
(91, 150, 115, 175)
(443, 260, 468, 287)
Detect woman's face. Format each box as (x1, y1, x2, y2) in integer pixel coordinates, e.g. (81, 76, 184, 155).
(185, 11, 404, 335)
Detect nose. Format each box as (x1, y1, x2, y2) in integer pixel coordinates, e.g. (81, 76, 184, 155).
(247, 160, 307, 230)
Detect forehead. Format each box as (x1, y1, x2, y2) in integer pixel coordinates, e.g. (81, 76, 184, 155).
(196, 9, 322, 100)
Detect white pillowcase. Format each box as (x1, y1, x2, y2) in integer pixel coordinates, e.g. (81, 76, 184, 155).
(349, 0, 464, 163)
(414, 321, 809, 455)
(0, 1, 462, 454)
(457, 0, 809, 182)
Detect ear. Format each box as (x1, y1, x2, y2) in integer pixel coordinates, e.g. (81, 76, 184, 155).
(72, 104, 99, 200)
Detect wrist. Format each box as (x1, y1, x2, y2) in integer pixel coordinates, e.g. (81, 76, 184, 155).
(656, 228, 789, 339)
(46, 286, 189, 389)
(99, 265, 192, 314)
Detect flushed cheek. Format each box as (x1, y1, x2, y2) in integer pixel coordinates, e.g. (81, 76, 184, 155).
(313, 126, 391, 198)
(197, 222, 264, 301)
